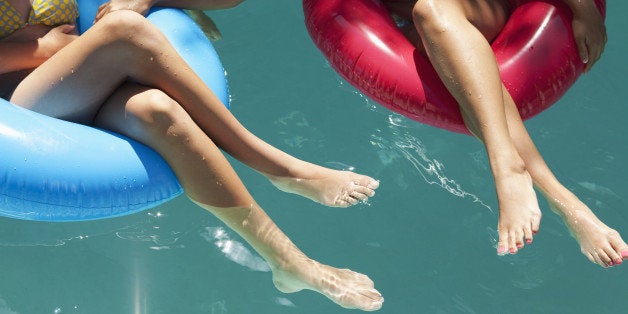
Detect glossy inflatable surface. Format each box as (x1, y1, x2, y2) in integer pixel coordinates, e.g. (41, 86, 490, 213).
(304, 0, 605, 134)
(0, 1, 229, 221)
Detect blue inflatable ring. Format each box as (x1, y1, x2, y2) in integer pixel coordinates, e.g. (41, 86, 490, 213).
(0, 1, 229, 221)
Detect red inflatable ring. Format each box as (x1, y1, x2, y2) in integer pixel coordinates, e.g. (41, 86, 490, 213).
(303, 0, 606, 134)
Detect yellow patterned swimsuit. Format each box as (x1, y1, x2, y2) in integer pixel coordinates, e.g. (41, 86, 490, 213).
(0, 0, 79, 39)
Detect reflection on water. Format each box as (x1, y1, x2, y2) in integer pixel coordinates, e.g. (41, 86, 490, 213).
(200, 226, 270, 272)
(0, 297, 18, 314)
(274, 297, 296, 307)
(274, 111, 325, 149)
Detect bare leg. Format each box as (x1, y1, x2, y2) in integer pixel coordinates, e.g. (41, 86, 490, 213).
(10, 10, 378, 208)
(398, 0, 628, 265)
(410, 0, 540, 254)
(9, 12, 384, 309)
(501, 89, 628, 267)
(89, 83, 383, 310)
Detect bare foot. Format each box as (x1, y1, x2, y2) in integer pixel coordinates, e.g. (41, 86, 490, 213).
(548, 196, 628, 267)
(266, 163, 379, 207)
(271, 256, 384, 311)
(494, 167, 542, 255)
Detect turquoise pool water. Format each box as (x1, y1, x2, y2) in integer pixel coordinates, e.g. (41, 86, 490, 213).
(1, 1, 627, 313)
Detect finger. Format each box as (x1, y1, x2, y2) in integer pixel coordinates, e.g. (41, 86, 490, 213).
(95, 4, 110, 23)
(589, 32, 608, 71)
(54, 24, 76, 34)
(576, 38, 590, 72)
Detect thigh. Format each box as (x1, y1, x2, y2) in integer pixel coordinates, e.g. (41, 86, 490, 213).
(9, 22, 132, 124)
(454, 0, 511, 41)
(384, 0, 511, 44)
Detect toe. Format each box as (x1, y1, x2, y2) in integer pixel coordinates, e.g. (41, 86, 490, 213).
(349, 190, 369, 202)
(508, 231, 518, 254)
(345, 195, 359, 206)
(352, 175, 379, 189)
(497, 230, 508, 255)
(531, 215, 541, 235)
(515, 229, 525, 250)
(597, 248, 614, 267)
(524, 224, 534, 245)
(351, 182, 376, 197)
(367, 179, 380, 190)
(604, 246, 621, 266)
(590, 252, 605, 267)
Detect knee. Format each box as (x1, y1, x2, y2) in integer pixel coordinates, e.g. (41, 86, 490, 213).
(411, 0, 451, 32)
(126, 89, 188, 133)
(96, 10, 165, 45)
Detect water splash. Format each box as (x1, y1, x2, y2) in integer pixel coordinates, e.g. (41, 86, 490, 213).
(116, 223, 186, 250)
(371, 114, 491, 211)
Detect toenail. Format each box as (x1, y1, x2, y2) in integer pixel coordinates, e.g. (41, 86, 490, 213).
(497, 246, 506, 254)
(509, 248, 516, 254)
(526, 239, 532, 244)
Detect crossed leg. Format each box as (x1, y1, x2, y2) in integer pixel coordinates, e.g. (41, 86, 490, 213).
(9, 10, 383, 309)
(11, 10, 378, 209)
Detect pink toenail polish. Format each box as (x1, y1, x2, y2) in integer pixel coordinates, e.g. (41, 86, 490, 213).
(526, 239, 532, 244)
(616, 259, 622, 265)
(497, 246, 506, 254)
(609, 261, 614, 266)
(509, 248, 516, 254)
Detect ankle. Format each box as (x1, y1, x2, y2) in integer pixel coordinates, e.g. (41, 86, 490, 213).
(491, 156, 527, 180)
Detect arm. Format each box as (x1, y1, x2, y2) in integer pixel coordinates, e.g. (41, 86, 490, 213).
(560, 0, 607, 72)
(0, 24, 78, 75)
(95, 0, 244, 19)
(0, 42, 43, 74)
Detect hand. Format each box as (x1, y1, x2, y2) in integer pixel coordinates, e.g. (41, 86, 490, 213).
(570, 1, 607, 72)
(39, 24, 79, 58)
(94, 0, 154, 23)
